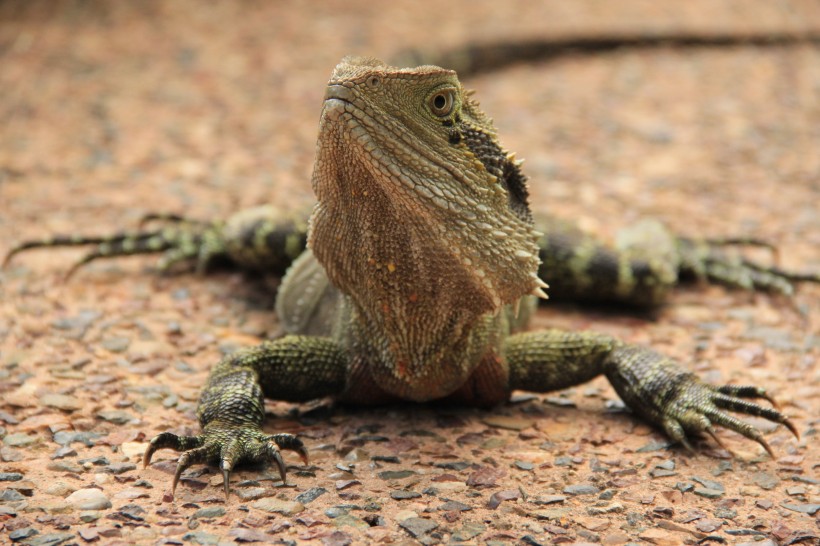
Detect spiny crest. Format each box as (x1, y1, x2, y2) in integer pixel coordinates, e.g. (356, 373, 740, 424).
(332, 56, 455, 83)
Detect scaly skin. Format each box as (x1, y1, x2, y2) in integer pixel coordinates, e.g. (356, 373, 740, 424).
(4, 56, 814, 499)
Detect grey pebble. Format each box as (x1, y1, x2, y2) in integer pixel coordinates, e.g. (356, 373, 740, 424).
(1, 489, 26, 502)
(181, 531, 220, 545)
(3, 433, 38, 447)
(390, 490, 422, 500)
(378, 469, 416, 480)
(694, 487, 724, 499)
(439, 499, 472, 511)
(101, 335, 131, 352)
(9, 527, 38, 542)
(325, 506, 349, 518)
(295, 486, 327, 504)
(398, 517, 438, 538)
(51, 446, 77, 460)
(563, 484, 600, 495)
(780, 502, 819, 515)
(96, 410, 135, 424)
(192, 506, 226, 519)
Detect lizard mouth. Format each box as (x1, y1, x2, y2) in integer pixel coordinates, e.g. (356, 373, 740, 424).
(323, 84, 354, 104)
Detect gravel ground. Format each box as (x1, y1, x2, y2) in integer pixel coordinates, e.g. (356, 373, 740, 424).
(1, 1, 819, 545)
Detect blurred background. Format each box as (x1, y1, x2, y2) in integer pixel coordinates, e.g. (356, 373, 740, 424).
(1, 0, 819, 242)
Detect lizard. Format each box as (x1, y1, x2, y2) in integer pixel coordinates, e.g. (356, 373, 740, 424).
(3, 56, 817, 499)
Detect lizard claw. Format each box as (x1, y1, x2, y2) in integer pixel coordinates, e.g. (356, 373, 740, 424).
(658, 381, 797, 457)
(143, 426, 307, 498)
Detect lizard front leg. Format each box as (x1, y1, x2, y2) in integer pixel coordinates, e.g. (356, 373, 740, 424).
(505, 329, 797, 455)
(143, 335, 348, 498)
(3, 205, 309, 278)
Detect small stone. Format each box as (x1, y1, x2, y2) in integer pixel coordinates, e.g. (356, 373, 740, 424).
(325, 506, 348, 518)
(750, 472, 779, 491)
(295, 487, 327, 504)
(398, 517, 438, 538)
(1, 489, 25, 502)
(192, 506, 226, 519)
(692, 477, 724, 492)
(120, 441, 146, 460)
(335, 479, 360, 490)
(1, 447, 24, 462)
(0, 472, 23, 482)
(53, 430, 100, 447)
(451, 522, 486, 542)
(24, 533, 75, 546)
(45, 482, 77, 497)
(694, 487, 723, 499)
(481, 415, 534, 430)
(118, 503, 146, 521)
(3, 433, 38, 447)
(466, 466, 506, 488)
(78, 528, 99, 541)
(434, 461, 470, 471)
(780, 502, 819, 515)
(251, 498, 304, 516)
(785, 485, 806, 496)
(563, 484, 600, 496)
(47, 461, 84, 473)
(96, 410, 134, 425)
(636, 440, 672, 453)
(390, 490, 421, 500)
(755, 499, 773, 510)
(533, 495, 566, 505)
(79, 455, 110, 466)
(235, 487, 270, 501)
(587, 503, 625, 515)
(101, 336, 131, 353)
(9, 527, 38, 542)
(51, 446, 77, 459)
(228, 528, 271, 543)
(514, 460, 534, 471)
(378, 470, 416, 480)
(639, 528, 683, 545)
(331, 515, 369, 530)
(79, 510, 103, 523)
(101, 462, 136, 474)
(488, 489, 520, 509)
(65, 488, 112, 510)
(39, 394, 83, 411)
(695, 518, 723, 532)
(181, 531, 219, 545)
(439, 500, 472, 512)
(371, 455, 400, 463)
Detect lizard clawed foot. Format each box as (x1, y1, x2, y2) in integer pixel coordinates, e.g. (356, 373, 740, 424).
(607, 347, 798, 457)
(3, 219, 227, 279)
(677, 237, 819, 296)
(658, 381, 798, 457)
(143, 426, 308, 499)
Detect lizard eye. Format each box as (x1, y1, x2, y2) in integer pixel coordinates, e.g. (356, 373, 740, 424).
(367, 76, 381, 89)
(428, 89, 456, 117)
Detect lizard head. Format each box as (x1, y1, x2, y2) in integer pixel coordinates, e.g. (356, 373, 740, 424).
(309, 56, 545, 329)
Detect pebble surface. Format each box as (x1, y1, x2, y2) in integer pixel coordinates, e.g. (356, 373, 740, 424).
(0, 1, 818, 545)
